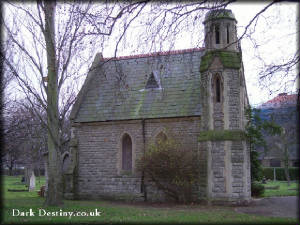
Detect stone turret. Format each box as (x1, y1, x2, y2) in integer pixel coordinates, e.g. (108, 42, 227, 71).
(203, 9, 238, 52)
(198, 9, 251, 205)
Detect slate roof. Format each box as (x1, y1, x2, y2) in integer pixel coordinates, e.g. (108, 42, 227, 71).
(71, 48, 204, 123)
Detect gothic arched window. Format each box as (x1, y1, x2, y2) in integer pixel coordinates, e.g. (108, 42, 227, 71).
(122, 134, 132, 171)
(216, 77, 221, 102)
(155, 132, 167, 145)
(214, 74, 222, 103)
(215, 24, 220, 44)
(226, 24, 230, 44)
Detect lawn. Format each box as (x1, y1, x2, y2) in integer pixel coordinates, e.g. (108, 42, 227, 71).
(2, 176, 298, 224)
(262, 180, 299, 197)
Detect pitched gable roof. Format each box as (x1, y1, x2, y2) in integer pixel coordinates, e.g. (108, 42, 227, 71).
(259, 93, 297, 109)
(71, 48, 204, 123)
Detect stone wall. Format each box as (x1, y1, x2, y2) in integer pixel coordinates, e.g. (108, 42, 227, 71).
(226, 69, 242, 129)
(73, 116, 201, 202)
(199, 58, 251, 204)
(200, 139, 250, 204)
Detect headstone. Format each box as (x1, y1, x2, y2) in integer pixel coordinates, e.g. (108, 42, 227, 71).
(29, 171, 36, 192)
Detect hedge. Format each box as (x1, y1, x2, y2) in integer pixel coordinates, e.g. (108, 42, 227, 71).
(251, 181, 265, 197)
(262, 167, 299, 181)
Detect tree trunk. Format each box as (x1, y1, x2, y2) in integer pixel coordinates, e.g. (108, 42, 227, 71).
(43, 0, 63, 206)
(8, 154, 15, 176)
(284, 148, 290, 186)
(8, 159, 13, 176)
(284, 165, 290, 186)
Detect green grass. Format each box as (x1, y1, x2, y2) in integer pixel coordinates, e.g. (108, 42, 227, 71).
(262, 180, 299, 197)
(2, 176, 298, 224)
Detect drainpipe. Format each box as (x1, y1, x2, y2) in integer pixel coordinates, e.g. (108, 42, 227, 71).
(141, 119, 147, 201)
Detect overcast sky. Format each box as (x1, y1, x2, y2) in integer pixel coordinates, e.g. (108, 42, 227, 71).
(4, 2, 298, 108)
(101, 2, 298, 106)
(229, 2, 298, 106)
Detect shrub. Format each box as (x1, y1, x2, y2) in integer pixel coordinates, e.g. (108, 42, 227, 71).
(137, 138, 198, 203)
(251, 181, 265, 197)
(251, 151, 263, 181)
(262, 167, 299, 180)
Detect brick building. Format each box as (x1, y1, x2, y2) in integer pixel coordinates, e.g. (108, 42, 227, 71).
(63, 9, 251, 204)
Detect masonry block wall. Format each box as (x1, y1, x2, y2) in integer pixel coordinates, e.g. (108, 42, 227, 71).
(73, 117, 201, 201)
(199, 65, 251, 203)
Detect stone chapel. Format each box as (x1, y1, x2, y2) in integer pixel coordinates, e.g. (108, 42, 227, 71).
(62, 9, 251, 204)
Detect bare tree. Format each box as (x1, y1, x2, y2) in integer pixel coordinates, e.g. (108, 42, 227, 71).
(269, 120, 297, 186)
(112, 1, 298, 98)
(1, 0, 148, 206)
(3, 100, 47, 176)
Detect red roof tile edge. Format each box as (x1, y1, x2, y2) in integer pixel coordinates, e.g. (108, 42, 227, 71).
(260, 94, 297, 108)
(102, 47, 205, 61)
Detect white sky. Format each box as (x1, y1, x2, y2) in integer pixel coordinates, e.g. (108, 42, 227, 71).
(229, 2, 298, 106)
(4, 2, 298, 108)
(101, 2, 298, 106)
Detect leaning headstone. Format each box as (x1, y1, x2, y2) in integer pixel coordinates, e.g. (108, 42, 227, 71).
(29, 171, 36, 192)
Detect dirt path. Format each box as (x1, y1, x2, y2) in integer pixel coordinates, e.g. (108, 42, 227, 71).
(235, 196, 299, 218)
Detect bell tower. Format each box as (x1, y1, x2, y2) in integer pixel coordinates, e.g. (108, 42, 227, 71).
(204, 9, 239, 52)
(198, 9, 251, 205)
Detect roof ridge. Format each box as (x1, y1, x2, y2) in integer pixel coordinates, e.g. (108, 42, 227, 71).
(259, 93, 297, 108)
(102, 47, 205, 61)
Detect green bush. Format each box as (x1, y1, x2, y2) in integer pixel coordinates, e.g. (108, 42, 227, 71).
(251, 151, 263, 181)
(251, 181, 265, 197)
(262, 167, 299, 180)
(137, 138, 198, 203)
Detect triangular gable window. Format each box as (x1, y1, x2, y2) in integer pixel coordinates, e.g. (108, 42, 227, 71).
(146, 72, 159, 89)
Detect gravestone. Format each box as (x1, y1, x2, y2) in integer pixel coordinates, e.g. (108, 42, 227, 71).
(29, 171, 36, 192)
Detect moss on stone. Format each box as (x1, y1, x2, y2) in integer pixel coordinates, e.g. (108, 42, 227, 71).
(180, 80, 198, 115)
(200, 50, 241, 72)
(133, 90, 145, 117)
(204, 9, 236, 22)
(198, 129, 246, 142)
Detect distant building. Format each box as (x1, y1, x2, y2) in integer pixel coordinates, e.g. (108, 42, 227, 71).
(260, 93, 297, 109)
(258, 93, 299, 167)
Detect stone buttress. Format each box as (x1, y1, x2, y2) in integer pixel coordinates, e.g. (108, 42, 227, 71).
(198, 9, 251, 204)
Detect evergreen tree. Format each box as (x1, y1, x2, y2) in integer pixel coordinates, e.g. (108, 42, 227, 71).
(245, 107, 282, 181)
